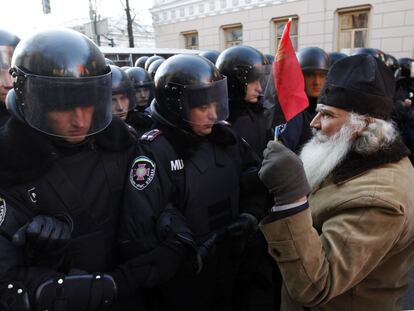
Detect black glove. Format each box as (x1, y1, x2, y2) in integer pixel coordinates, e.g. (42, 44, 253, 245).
(157, 206, 201, 274)
(259, 141, 311, 205)
(12, 215, 71, 251)
(227, 213, 258, 237)
(111, 240, 185, 297)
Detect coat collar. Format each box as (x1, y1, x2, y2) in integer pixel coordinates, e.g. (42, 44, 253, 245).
(332, 138, 410, 184)
(0, 117, 135, 188)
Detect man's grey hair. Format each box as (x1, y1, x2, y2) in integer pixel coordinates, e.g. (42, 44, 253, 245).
(349, 112, 399, 155)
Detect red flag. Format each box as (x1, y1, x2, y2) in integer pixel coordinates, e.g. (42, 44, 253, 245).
(274, 19, 308, 122)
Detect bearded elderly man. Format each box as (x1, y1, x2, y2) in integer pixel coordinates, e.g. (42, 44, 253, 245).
(259, 54, 414, 311)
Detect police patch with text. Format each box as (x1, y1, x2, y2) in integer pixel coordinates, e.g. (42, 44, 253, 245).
(130, 156, 156, 190)
(0, 197, 6, 227)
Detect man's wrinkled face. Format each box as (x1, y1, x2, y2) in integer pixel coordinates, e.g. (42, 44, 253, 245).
(0, 46, 14, 103)
(304, 71, 326, 98)
(310, 104, 352, 138)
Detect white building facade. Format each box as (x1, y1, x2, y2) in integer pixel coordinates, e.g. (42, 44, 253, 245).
(150, 0, 414, 58)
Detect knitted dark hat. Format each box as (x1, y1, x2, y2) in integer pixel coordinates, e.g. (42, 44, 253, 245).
(318, 54, 395, 119)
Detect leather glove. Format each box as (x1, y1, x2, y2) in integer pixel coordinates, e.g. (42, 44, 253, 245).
(12, 215, 71, 251)
(157, 205, 201, 274)
(110, 241, 185, 297)
(259, 141, 311, 205)
(227, 213, 258, 237)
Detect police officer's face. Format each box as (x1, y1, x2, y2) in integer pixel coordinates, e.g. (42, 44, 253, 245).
(0, 46, 14, 103)
(244, 79, 262, 103)
(46, 106, 95, 144)
(135, 87, 150, 107)
(190, 102, 218, 136)
(304, 71, 326, 98)
(112, 93, 130, 120)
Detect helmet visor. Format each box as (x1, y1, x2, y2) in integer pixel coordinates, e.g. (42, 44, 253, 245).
(20, 71, 112, 138)
(239, 63, 272, 96)
(0, 46, 13, 86)
(134, 83, 154, 108)
(180, 77, 229, 125)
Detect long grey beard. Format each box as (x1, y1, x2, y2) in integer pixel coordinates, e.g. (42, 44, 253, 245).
(299, 126, 354, 192)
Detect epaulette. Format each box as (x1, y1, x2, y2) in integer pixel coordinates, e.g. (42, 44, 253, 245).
(139, 129, 163, 142)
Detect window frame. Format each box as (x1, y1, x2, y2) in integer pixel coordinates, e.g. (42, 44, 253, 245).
(270, 16, 299, 55)
(336, 5, 371, 54)
(181, 31, 199, 50)
(221, 24, 243, 49)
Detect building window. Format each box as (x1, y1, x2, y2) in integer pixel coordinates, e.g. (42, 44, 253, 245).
(223, 25, 242, 48)
(220, 0, 226, 9)
(179, 8, 185, 17)
(189, 6, 194, 15)
(337, 7, 370, 54)
(232, 0, 239, 6)
(183, 31, 199, 49)
(273, 17, 299, 54)
(171, 10, 176, 19)
(199, 3, 205, 13)
(209, 1, 215, 10)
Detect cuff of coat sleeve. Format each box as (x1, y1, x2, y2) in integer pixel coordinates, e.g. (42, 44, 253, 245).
(261, 201, 309, 224)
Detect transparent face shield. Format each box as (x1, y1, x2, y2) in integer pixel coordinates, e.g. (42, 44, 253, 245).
(235, 63, 272, 97)
(134, 82, 154, 108)
(171, 77, 229, 125)
(410, 61, 414, 78)
(17, 69, 112, 139)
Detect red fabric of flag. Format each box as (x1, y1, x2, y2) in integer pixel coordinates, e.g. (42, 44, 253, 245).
(274, 19, 308, 122)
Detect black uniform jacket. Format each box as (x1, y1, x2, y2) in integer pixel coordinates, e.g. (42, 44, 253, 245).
(0, 116, 135, 300)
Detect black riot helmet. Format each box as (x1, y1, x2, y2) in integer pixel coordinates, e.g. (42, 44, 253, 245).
(144, 55, 165, 71)
(328, 52, 347, 68)
(135, 56, 149, 68)
(264, 54, 275, 64)
(385, 54, 400, 76)
(0, 29, 20, 103)
(199, 50, 221, 64)
(297, 47, 329, 73)
(147, 59, 164, 80)
(125, 67, 154, 110)
(398, 58, 414, 79)
(104, 57, 114, 65)
(351, 48, 386, 63)
(216, 45, 271, 101)
(7, 28, 112, 138)
(151, 54, 229, 131)
(109, 65, 136, 109)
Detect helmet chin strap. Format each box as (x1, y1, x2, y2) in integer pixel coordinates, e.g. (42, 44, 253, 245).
(5, 89, 25, 123)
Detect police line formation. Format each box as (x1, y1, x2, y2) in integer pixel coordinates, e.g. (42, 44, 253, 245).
(0, 27, 414, 311)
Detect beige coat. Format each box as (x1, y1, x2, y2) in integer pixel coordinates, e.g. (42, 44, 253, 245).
(260, 157, 414, 311)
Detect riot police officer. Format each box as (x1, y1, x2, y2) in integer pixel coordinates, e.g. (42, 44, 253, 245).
(0, 28, 148, 311)
(147, 58, 164, 80)
(198, 50, 221, 64)
(135, 55, 149, 68)
(118, 54, 266, 311)
(110, 65, 136, 122)
(216, 45, 279, 311)
(328, 51, 347, 68)
(144, 55, 164, 71)
(0, 29, 19, 125)
(278, 46, 329, 153)
(393, 57, 414, 164)
(124, 67, 154, 135)
(216, 45, 273, 158)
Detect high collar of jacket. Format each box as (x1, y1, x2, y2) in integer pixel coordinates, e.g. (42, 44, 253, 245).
(0, 116, 135, 188)
(228, 99, 264, 122)
(332, 138, 410, 184)
(156, 122, 237, 159)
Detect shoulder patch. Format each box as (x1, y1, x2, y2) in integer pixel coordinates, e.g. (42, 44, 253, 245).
(130, 156, 156, 190)
(0, 197, 6, 227)
(140, 129, 163, 142)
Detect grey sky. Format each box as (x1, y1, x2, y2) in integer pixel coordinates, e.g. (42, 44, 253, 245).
(0, 0, 153, 38)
